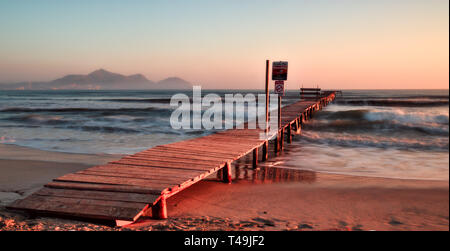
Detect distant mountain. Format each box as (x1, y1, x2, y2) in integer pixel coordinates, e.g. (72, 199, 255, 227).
(0, 69, 193, 90)
(156, 77, 193, 90)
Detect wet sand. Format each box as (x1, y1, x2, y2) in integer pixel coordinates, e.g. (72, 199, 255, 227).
(0, 144, 122, 206)
(0, 145, 448, 231)
(145, 174, 448, 231)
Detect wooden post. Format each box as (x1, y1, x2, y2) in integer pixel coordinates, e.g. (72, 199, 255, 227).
(299, 117, 303, 133)
(288, 123, 292, 143)
(262, 141, 268, 161)
(265, 60, 269, 133)
(223, 162, 232, 184)
(274, 134, 279, 154)
(235, 163, 240, 180)
(252, 148, 258, 169)
(295, 118, 301, 134)
(152, 196, 168, 219)
(280, 128, 284, 151)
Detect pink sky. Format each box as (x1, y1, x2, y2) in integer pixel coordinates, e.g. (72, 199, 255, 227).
(0, 0, 448, 89)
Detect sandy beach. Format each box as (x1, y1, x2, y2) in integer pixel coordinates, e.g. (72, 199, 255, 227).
(0, 144, 448, 231)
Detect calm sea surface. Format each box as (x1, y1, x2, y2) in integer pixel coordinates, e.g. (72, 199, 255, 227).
(0, 89, 448, 180)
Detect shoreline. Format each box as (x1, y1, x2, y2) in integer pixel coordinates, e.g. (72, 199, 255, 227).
(0, 147, 448, 230)
(0, 144, 122, 207)
(0, 144, 124, 166)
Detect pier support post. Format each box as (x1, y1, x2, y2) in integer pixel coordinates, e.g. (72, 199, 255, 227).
(279, 128, 284, 151)
(274, 134, 279, 154)
(262, 141, 268, 161)
(223, 162, 232, 184)
(288, 123, 292, 143)
(252, 148, 258, 169)
(152, 196, 168, 220)
(295, 118, 301, 134)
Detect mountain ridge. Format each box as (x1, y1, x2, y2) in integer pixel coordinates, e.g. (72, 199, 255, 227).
(0, 69, 193, 90)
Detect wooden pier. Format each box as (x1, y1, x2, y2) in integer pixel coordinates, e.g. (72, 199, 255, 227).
(7, 91, 336, 226)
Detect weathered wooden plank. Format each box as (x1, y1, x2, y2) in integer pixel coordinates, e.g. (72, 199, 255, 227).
(199, 136, 264, 143)
(45, 181, 163, 195)
(160, 143, 259, 154)
(168, 142, 260, 151)
(138, 148, 238, 159)
(35, 187, 159, 204)
(123, 155, 230, 164)
(8, 194, 146, 221)
(111, 159, 224, 171)
(149, 144, 246, 157)
(55, 174, 177, 190)
(76, 170, 192, 183)
(109, 160, 216, 170)
(168, 140, 265, 150)
(87, 164, 207, 177)
(115, 155, 225, 165)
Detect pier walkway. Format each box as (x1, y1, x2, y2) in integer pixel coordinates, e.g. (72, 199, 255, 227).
(8, 92, 336, 226)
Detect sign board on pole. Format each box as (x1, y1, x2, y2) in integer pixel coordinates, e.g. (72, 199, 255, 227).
(274, 81, 284, 96)
(272, 61, 288, 81)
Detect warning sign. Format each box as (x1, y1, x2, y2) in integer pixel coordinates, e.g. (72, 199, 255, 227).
(272, 61, 288, 81)
(274, 81, 284, 96)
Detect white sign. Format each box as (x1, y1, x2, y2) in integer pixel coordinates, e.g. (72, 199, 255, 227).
(274, 81, 284, 96)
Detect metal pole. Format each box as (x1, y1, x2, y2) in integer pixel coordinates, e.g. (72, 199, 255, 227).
(278, 95, 281, 129)
(265, 60, 269, 133)
(277, 94, 282, 152)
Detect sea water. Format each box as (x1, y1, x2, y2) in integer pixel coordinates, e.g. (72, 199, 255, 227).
(0, 89, 448, 180)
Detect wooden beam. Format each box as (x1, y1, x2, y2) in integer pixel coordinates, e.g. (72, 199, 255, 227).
(252, 148, 258, 169)
(222, 162, 232, 184)
(262, 141, 268, 161)
(280, 128, 284, 151)
(152, 195, 167, 220)
(288, 123, 292, 143)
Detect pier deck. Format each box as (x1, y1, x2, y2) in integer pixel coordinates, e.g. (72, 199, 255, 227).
(7, 92, 336, 226)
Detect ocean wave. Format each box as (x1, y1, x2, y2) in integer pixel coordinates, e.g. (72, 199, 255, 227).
(304, 120, 449, 137)
(0, 107, 166, 113)
(64, 125, 141, 134)
(0, 107, 174, 120)
(100, 98, 172, 103)
(300, 131, 449, 152)
(364, 110, 449, 125)
(338, 95, 449, 100)
(309, 109, 449, 136)
(315, 110, 369, 120)
(3, 114, 71, 125)
(334, 99, 449, 107)
(317, 109, 448, 124)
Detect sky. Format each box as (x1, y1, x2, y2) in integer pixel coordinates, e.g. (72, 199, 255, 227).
(0, 0, 448, 89)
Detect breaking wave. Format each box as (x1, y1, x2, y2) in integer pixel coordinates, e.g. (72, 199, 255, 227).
(300, 131, 448, 152)
(0, 107, 168, 113)
(307, 109, 449, 136)
(334, 99, 448, 107)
